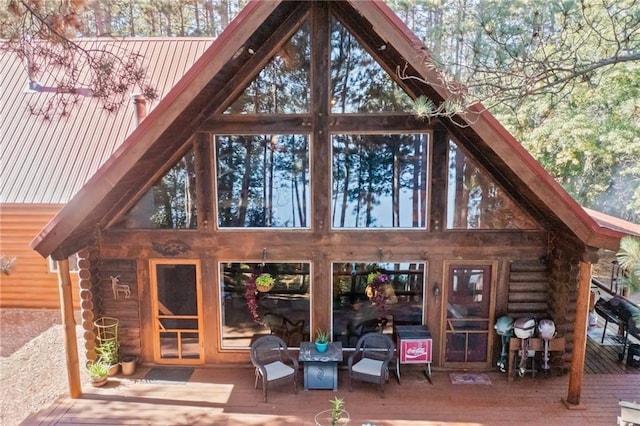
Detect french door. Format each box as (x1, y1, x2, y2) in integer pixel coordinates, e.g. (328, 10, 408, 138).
(443, 263, 495, 367)
(150, 259, 203, 363)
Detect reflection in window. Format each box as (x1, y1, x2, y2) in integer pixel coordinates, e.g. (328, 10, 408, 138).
(332, 262, 424, 348)
(226, 21, 310, 114)
(331, 17, 412, 113)
(332, 134, 429, 228)
(220, 262, 310, 348)
(447, 140, 538, 230)
(446, 266, 491, 363)
(116, 150, 197, 229)
(154, 263, 200, 360)
(216, 135, 310, 228)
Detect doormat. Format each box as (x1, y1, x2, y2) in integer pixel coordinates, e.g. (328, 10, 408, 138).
(142, 367, 194, 385)
(587, 327, 625, 346)
(449, 373, 492, 385)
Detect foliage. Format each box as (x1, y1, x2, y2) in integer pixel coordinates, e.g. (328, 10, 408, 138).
(329, 397, 346, 426)
(617, 236, 640, 292)
(95, 340, 119, 365)
(2, 0, 157, 118)
(244, 274, 260, 323)
(314, 329, 329, 344)
(365, 272, 397, 311)
(389, 0, 640, 224)
(255, 273, 275, 291)
(86, 361, 109, 379)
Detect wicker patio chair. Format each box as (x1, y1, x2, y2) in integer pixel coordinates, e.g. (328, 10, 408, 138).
(347, 332, 395, 397)
(250, 335, 298, 402)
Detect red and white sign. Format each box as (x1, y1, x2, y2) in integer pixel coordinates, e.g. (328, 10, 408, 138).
(400, 339, 432, 363)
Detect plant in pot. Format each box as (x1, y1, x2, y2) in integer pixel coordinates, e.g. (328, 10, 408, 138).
(315, 329, 329, 353)
(314, 396, 350, 426)
(617, 236, 640, 296)
(255, 273, 275, 292)
(86, 361, 109, 387)
(95, 340, 119, 376)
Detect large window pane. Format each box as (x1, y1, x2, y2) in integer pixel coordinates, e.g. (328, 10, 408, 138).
(331, 18, 412, 113)
(332, 262, 425, 349)
(447, 140, 539, 229)
(216, 135, 310, 228)
(226, 21, 310, 114)
(332, 134, 429, 228)
(116, 150, 197, 229)
(220, 262, 310, 348)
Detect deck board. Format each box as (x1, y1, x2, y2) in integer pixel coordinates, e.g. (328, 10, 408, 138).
(20, 323, 640, 425)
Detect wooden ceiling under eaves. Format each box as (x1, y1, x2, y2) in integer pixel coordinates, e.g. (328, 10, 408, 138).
(31, 0, 637, 260)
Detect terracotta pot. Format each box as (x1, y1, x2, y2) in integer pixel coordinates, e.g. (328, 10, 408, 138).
(107, 363, 120, 376)
(121, 357, 137, 376)
(91, 376, 108, 387)
(256, 283, 274, 292)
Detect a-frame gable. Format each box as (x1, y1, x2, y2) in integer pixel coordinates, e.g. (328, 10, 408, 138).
(31, 0, 636, 260)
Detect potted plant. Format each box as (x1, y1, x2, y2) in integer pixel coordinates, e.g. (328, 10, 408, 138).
(120, 355, 137, 376)
(314, 397, 350, 426)
(86, 361, 109, 387)
(617, 236, 640, 295)
(315, 329, 329, 353)
(95, 340, 119, 376)
(255, 273, 275, 292)
(365, 272, 398, 312)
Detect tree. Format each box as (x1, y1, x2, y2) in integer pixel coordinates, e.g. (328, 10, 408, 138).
(617, 236, 640, 293)
(388, 0, 640, 224)
(1, 0, 157, 118)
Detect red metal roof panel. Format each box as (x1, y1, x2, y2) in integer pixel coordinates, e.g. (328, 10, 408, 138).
(1, 38, 213, 204)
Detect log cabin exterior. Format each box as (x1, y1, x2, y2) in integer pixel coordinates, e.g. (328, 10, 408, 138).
(28, 0, 640, 401)
(0, 38, 213, 308)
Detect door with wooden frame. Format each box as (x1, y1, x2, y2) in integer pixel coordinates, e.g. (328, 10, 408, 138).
(149, 259, 204, 364)
(443, 263, 496, 367)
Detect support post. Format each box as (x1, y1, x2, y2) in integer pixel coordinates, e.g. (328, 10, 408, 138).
(564, 260, 591, 407)
(57, 258, 82, 398)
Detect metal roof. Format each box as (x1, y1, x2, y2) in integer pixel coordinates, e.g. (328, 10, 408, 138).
(0, 38, 213, 204)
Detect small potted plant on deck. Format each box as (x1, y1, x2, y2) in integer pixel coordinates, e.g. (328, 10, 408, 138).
(95, 340, 120, 376)
(314, 396, 350, 425)
(86, 361, 109, 387)
(315, 329, 330, 353)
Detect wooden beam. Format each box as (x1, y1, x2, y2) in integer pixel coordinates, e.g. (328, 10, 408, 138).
(200, 113, 434, 134)
(311, 0, 331, 333)
(564, 260, 591, 408)
(57, 258, 82, 398)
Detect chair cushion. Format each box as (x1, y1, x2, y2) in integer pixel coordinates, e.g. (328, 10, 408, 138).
(352, 358, 384, 376)
(264, 361, 294, 381)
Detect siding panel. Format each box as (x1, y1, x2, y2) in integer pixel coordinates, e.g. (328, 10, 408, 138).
(0, 204, 80, 308)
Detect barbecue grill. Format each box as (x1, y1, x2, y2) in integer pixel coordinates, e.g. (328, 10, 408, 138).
(594, 295, 640, 361)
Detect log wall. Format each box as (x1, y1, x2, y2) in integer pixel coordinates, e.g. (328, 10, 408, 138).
(90, 228, 549, 366)
(548, 231, 584, 365)
(508, 259, 550, 317)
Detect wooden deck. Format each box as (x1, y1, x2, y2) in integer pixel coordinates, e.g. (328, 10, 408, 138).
(22, 336, 639, 426)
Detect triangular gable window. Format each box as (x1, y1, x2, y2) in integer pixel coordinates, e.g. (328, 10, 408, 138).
(447, 140, 539, 230)
(115, 149, 197, 229)
(330, 17, 413, 113)
(225, 21, 311, 114)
